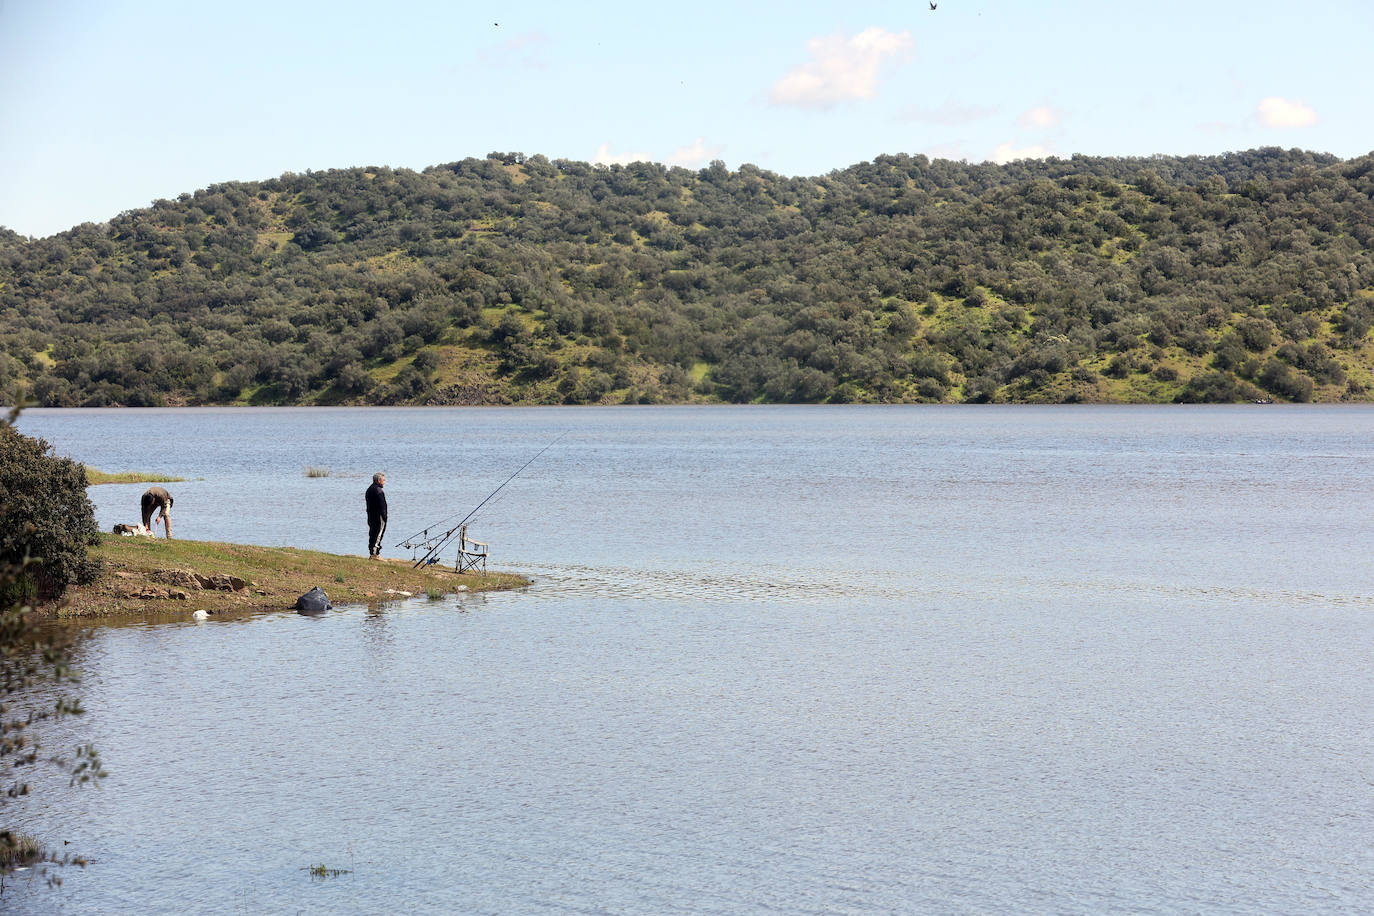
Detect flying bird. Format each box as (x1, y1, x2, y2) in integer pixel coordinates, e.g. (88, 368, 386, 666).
(929, 2, 937, 8)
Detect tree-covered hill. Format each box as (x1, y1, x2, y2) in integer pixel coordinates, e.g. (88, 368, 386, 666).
(3, 146, 1372, 406)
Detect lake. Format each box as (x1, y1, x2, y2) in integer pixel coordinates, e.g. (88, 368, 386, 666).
(6, 405, 1374, 913)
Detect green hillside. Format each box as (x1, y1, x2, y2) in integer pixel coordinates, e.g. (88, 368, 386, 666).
(3, 147, 1373, 406)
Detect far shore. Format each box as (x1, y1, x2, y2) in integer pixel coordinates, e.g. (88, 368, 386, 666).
(39, 534, 529, 619)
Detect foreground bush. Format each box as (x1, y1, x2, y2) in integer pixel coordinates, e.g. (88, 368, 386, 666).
(1, 407, 100, 884)
(0, 425, 101, 601)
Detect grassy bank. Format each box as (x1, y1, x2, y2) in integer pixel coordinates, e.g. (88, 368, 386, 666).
(43, 534, 528, 618)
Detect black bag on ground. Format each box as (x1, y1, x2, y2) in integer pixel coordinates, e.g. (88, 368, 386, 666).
(294, 586, 332, 614)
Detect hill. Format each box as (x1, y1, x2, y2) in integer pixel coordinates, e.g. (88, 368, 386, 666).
(2, 147, 1372, 405)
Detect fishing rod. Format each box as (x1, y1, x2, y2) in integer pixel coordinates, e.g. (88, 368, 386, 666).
(399, 432, 566, 569)
(393, 432, 566, 548)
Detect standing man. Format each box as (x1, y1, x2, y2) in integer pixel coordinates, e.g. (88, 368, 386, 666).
(140, 486, 173, 538)
(366, 472, 387, 559)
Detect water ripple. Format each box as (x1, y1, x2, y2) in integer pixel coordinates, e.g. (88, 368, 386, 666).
(503, 560, 844, 603)
(502, 559, 1374, 611)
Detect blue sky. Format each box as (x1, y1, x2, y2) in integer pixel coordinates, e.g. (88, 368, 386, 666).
(2, 0, 1370, 238)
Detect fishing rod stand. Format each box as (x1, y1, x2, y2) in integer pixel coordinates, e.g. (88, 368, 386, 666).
(453, 524, 488, 574)
(403, 523, 487, 572)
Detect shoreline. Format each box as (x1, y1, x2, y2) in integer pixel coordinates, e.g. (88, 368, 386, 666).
(39, 534, 530, 619)
(14, 403, 1365, 416)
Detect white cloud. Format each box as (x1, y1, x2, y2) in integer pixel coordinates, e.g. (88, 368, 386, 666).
(589, 139, 725, 170)
(1257, 96, 1317, 128)
(665, 137, 725, 168)
(925, 143, 970, 162)
(989, 143, 1052, 165)
(1018, 105, 1061, 130)
(591, 143, 654, 167)
(900, 102, 996, 126)
(769, 28, 914, 109)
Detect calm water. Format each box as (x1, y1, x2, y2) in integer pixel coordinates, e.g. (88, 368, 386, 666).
(6, 405, 1374, 913)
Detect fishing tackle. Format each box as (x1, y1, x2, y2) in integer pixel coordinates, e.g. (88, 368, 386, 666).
(397, 433, 565, 569)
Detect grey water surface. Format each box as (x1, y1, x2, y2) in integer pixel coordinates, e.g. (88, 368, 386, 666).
(6, 405, 1374, 914)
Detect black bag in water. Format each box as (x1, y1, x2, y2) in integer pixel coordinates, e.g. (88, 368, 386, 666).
(294, 586, 332, 614)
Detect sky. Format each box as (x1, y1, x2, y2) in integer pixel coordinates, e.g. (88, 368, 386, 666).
(1, 0, 1370, 238)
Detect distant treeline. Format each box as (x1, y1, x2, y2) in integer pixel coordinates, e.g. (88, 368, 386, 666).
(2, 146, 1373, 406)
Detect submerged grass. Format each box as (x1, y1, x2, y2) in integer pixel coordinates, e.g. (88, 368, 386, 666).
(85, 468, 186, 486)
(43, 534, 529, 618)
(0, 831, 47, 870)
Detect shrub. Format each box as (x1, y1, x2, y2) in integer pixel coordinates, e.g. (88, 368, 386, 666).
(411, 349, 440, 376)
(1258, 359, 1314, 402)
(915, 377, 947, 400)
(1238, 319, 1273, 352)
(1211, 335, 1246, 371)
(1175, 371, 1251, 403)
(963, 375, 999, 403)
(1104, 353, 1136, 378)
(0, 425, 101, 601)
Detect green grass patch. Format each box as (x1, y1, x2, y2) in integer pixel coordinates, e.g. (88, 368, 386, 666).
(86, 468, 186, 486)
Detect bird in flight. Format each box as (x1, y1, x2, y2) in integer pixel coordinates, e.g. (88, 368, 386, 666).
(929, 2, 937, 8)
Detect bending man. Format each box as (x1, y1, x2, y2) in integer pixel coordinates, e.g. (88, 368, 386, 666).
(140, 486, 173, 538)
(366, 472, 387, 559)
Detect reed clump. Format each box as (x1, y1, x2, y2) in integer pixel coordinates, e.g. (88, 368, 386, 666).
(304, 466, 332, 478)
(0, 830, 47, 870)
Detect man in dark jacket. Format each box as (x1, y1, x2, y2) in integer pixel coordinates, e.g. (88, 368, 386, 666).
(365, 473, 387, 559)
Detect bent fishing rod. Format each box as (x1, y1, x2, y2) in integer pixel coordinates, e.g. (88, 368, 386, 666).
(397, 432, 566, 568)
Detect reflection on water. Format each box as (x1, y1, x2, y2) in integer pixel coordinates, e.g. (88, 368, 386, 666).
(360, 607, 395, 667)
(7, 405, 1374, 913)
